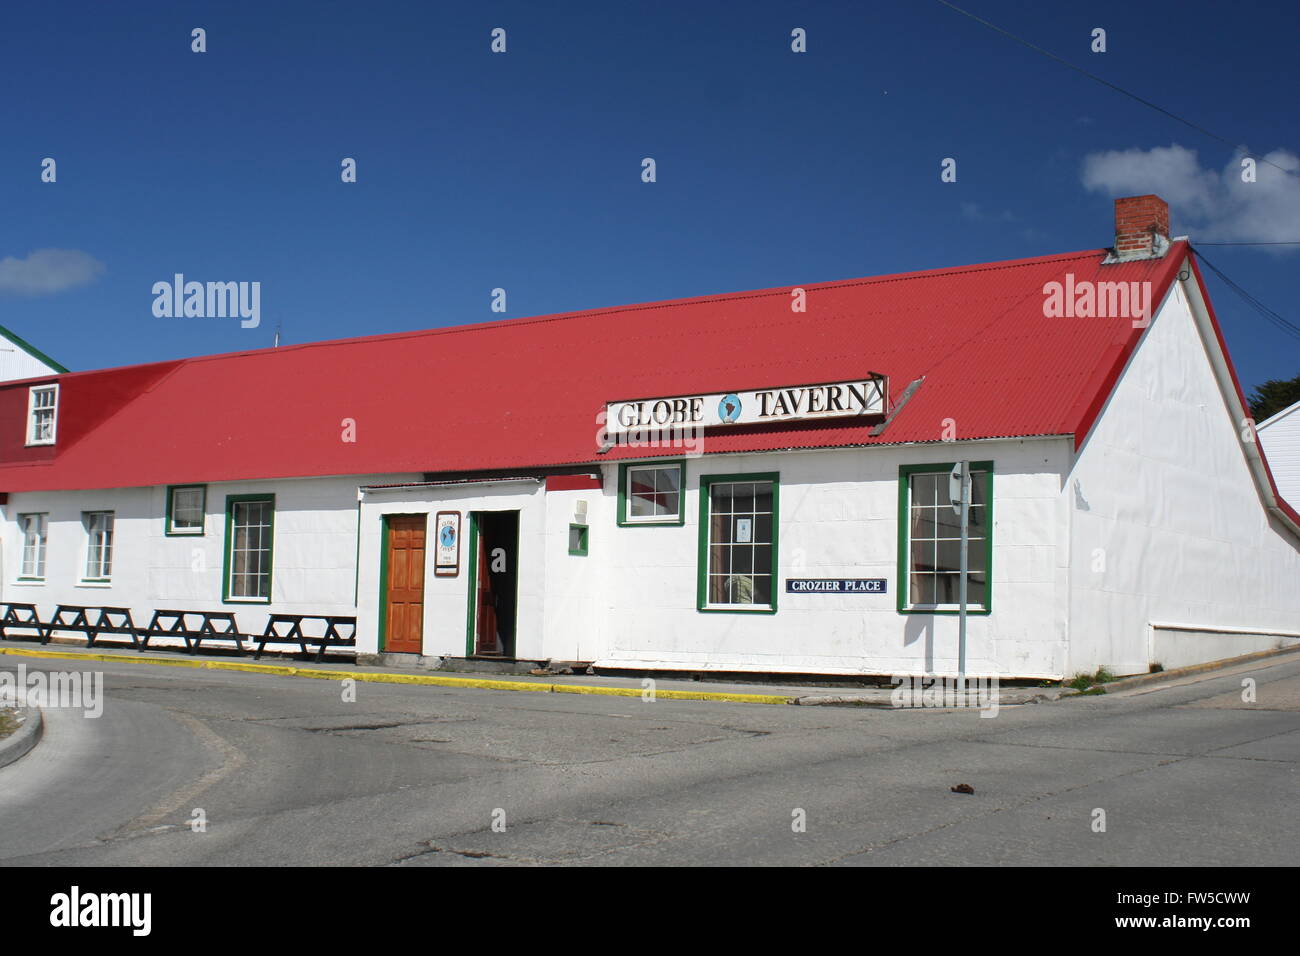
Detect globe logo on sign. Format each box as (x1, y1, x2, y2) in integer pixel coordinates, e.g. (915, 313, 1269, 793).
(439, 525, 456, 548)
(718, 393, 742, 424)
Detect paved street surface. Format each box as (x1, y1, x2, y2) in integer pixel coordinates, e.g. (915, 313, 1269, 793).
(1, 652, 1297, 866)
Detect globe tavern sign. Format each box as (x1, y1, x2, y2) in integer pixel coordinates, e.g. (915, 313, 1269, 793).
(604, 375, 887, 435)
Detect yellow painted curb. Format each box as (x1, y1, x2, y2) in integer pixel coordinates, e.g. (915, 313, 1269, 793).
(1, 647, 207, 670)
(0, 646, 792, 705)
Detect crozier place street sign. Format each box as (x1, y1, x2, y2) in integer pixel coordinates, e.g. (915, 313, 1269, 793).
(605, 376, 887, 435)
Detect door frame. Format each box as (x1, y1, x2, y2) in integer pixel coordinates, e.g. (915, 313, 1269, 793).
(463, 512, 479, 656)
(378, 513, 427, 654)
(463, 510, 521, 658)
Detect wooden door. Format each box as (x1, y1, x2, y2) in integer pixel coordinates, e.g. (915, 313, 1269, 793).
(474, 528, 499, 655)
(384, 515, 426, 654)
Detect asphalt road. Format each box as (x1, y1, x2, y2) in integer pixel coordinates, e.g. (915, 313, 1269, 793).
(1, 653, 1297, 866)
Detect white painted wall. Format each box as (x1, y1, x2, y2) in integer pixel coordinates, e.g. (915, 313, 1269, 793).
(592, 439, 1071, 678)
(358, 481, 547, 659)
(0, 441, 1077, 677)
(1, 473, 414, 649)
(1258, 401, 1300, 513)
(0, 331, 62, 383)
(1066, 271, 1300, 676)
(540, 485, 605, 662)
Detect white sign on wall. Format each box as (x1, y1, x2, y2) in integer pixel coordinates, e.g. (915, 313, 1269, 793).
(605, 376, 886, 435)
(434, 511, 460, 577)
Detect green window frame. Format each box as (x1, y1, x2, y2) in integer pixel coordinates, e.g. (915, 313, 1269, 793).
(617, 459, 686, 526)
(222, 494, 275, 604)
(696, 472, 779, 613)
(166, 484, 207, 536)
(897, 461, 993, 615)
(568, 523, 589, 556)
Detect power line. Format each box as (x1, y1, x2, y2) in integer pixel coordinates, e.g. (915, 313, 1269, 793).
(1195, 241, 1300, 246)
(933, 0, 1299, 179)
(1191, 247, 1300, 342)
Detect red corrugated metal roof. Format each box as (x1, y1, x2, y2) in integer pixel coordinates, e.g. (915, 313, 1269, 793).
(0, 245, 1187, 493)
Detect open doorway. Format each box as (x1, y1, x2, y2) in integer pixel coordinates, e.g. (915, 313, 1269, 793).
(468, 510, 519, 657)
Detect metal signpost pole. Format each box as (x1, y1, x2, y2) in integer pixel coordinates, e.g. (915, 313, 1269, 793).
(951, 461, 970, 696)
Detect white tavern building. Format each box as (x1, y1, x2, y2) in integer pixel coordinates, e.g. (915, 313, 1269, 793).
(1, 196, 1297, 679)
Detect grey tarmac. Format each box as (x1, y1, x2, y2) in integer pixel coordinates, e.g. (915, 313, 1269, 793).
(0, 653, 1296, 866)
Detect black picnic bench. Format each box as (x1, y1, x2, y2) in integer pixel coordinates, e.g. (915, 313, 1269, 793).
(0, 602, 357, 662)
(138, 609, 246, 654)
(255, 614, 357, 662)
(40, 605, 143, 649)
(0, 602, 44, 641)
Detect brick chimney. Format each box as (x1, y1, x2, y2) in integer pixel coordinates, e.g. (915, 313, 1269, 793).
(1112, 195, 1170, 260)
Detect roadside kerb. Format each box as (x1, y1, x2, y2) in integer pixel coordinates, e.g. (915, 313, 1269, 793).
(1063, 643, 1300, 696)
(0, 647, 794, 706)
(0, 707, 43, 769)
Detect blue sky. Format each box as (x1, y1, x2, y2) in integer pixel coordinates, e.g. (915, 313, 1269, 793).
(2, 0, 1297, 393)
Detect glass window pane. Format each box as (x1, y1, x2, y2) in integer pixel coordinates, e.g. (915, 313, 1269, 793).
(705, 480, 775, 607)
(911, 540, 933, 574)
(729, 574, 754, 605)
(628, 469, 656, 516)
(711, 513, 731, 544)
(627, 466, 681, 520)
(229, 499, 272, 598)
(172, 488, 204, 529)
(936, 538, 961, 573)
(731, 486, 754, 515)
(934, 506, 960, 537)
(911, 473, 937, 504)
(910, 507, 935, 540)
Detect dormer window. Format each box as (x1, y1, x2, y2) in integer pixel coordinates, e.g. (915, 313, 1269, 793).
(26, 384, 59, 446)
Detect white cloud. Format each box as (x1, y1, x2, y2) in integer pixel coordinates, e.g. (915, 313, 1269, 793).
(0, 248, 106, 295)
(1081, 144, 1300, 248)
